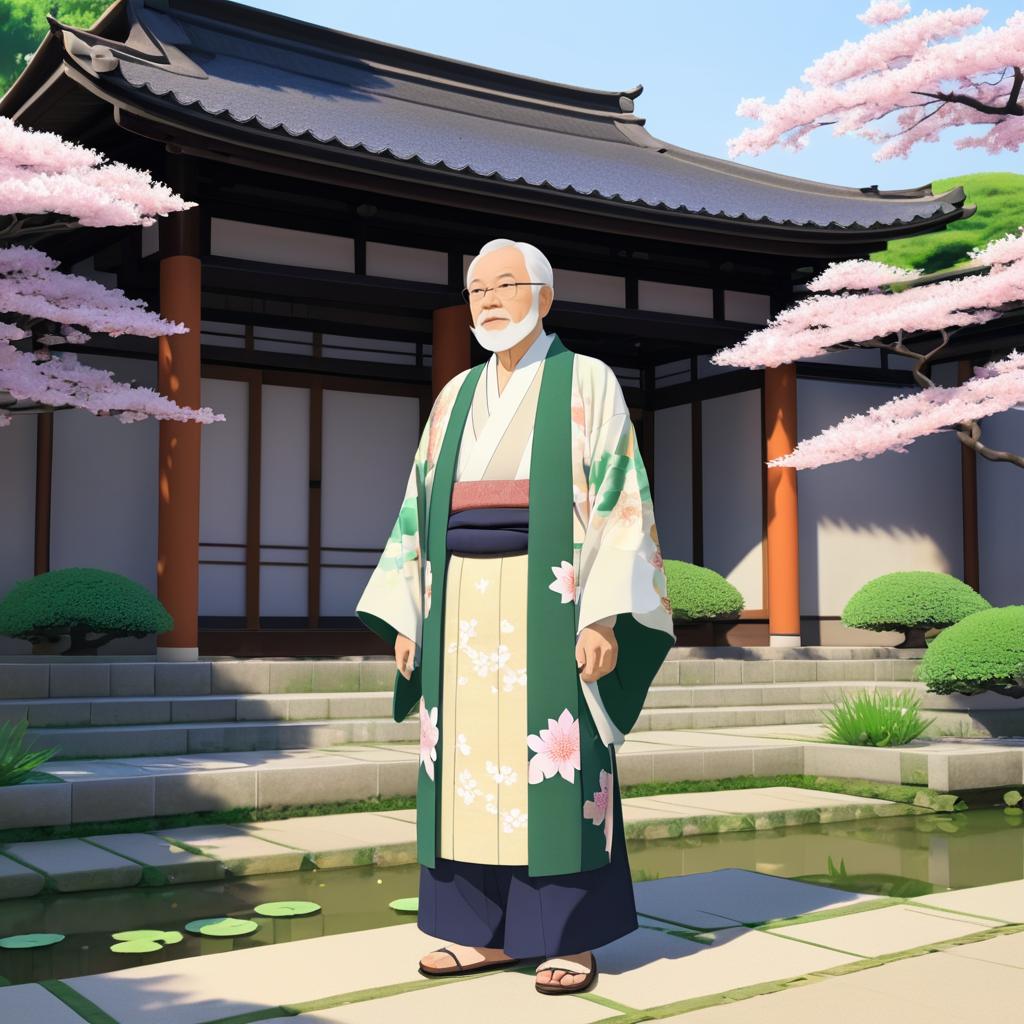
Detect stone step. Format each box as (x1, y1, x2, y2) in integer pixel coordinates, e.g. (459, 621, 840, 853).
(1, 680, 937, 728)
(21, 704, 847, 759)
(0, 652, 924, 699)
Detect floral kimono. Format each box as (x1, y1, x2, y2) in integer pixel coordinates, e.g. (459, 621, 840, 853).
(357, 331, 674, 877)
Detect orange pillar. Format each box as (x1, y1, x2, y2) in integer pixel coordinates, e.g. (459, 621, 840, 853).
(432, 303, 472, 399)
(156, 153, 202, 661)
(764, 364, 801, 646)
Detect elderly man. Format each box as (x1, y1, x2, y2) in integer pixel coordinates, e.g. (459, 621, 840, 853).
(357, 238, 675, 994)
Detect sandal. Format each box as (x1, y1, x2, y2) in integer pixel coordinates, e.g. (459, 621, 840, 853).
(535, 953, 599, 994)
(418, 946, 521, 977)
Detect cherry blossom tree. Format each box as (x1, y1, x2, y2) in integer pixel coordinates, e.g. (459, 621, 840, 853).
(0, 115, 224, 429)
(715, 0, 1024, 470)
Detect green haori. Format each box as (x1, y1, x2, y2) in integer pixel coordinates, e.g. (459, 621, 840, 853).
(362, 334, 673, 876)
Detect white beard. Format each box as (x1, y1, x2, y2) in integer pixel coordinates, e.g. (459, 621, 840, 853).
(470, 288, 542, 352)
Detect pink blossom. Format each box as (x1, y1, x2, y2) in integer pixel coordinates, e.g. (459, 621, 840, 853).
(650, 550, 664, 570)
(419, 697, 439, 780)
(727, 4, 1006, 163)
(584, 769, 615, 855)
(527, 708, 581, 784)
(858, 1, 911, 27)
(772, 350, 1024, 469)
(548, 560, 577, 603)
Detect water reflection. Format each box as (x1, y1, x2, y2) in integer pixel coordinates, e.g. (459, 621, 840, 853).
(2, 808, 1021, 985)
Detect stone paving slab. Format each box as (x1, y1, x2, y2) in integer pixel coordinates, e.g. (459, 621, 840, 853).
(83, 832, 226, 885)
(240, 812, 418, 868)
(940, 929, 1024, 968)
(633, 868, 877, 928)
(769, 903, 999, 957)
(908, 877, 1024, 922)
(0, 983, 91, 1023)
(622, 730, 802, 749)
(2, 837, 143, 892)
(153, 825, 308, 875)
(653, 972, 956, 1023)
(790, 944, 1024, 1019)
(63, 922, 434, 1024)
(0, 852, 45, 898)
(587, 921, 857, 1010)
(264, 971, 612, 1024)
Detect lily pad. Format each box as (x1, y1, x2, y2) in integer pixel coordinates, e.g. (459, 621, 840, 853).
(389, 897, 418, 913)
(111, 940, 164, 954)
(184, 917, 259, 937)
(253, 901, 321, 917)
(110, 930, 183, 946)
(0, 933, 65, 950)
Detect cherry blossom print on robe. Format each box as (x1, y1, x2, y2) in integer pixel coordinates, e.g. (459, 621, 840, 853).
(526, 708, 581, 784)
(419, 697, 439, 780)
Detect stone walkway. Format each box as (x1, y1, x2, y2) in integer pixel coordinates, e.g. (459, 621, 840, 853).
(2, 869, 1023, 1023)
(0, 784, 926, 896)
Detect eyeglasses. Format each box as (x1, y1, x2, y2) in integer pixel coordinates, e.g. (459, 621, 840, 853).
(461, 281, 546, 304)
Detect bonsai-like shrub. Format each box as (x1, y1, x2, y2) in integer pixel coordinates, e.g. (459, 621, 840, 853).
(663, 560, 744, 622)
(0, 567, 174, 656)
(917, 606, 1024, 698)
(821, 689, 934, 746)
(842, 571, 990, 648)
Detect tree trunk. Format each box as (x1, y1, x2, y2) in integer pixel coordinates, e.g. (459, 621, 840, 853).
(896, 626, 928, 649)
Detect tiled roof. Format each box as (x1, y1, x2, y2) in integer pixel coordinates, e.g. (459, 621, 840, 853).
(43, 0, 969, 232)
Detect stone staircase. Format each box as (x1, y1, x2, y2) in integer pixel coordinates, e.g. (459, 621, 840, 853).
(0, 648, 945, 761)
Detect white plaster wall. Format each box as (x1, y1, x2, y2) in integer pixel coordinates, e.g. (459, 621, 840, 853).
(0, 413, 39, 654)
(653, 403, 693, 562)
(701, 389, 764, 609)
(638, 281, 713, 317)
(199, 378, 249, 617)
(796, 378, 963, 616)
(210, 218, 355, 273)
(49, 353, 160, 648)
(259, 384, 309, 617)
(976, 406, 1024, 605)
(366, 241, 448, 284)
(320, 390, 421, 617)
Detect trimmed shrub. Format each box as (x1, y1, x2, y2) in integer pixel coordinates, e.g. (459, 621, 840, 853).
(842, 571, 990, 647)
(821, 689, 934, 746)
(663, 560, 744, 622)
(918, 606, 1024, 696)
(0, 567, 174, 656)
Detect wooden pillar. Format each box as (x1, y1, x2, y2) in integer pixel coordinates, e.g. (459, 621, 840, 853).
(958, 359, 980, 591)
(156, 152, 202, 661)
(432, 303, 472, 399)
(764, 364, 801, 646)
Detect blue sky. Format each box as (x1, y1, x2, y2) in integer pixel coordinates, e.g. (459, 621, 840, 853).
(247, 0, 1024, 192)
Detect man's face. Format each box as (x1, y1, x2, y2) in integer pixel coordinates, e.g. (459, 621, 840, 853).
(468, 246, 536, 331)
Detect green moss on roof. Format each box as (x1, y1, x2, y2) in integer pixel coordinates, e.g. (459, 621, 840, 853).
(874, 172, 1024, 275)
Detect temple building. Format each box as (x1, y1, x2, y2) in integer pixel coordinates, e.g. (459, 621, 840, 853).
(2, 0, 1017, 658)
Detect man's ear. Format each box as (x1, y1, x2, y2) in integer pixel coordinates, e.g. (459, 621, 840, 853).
(540, 285, 554, 317)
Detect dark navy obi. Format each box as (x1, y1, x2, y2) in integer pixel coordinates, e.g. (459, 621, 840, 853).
(446, 479, 530, 557)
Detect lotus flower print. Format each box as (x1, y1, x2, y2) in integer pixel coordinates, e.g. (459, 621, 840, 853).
(419, 697, 439, 780)
(527, 708, 581, 784)
(548, 560, 577, 603)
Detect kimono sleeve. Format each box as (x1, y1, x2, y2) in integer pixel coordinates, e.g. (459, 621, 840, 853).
(574, 372, 675, 736)
(355, 372, 465, 722)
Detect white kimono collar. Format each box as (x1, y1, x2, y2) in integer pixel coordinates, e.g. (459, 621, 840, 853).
(459, 331, 555, 481)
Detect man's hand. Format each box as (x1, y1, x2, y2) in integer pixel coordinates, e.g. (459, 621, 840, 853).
(395, 634, 416, 680)
(576, 623, 618, 684)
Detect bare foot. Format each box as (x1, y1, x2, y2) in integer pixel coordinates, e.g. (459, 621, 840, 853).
(420, 941, 515, 971)
(536, 949, 593, 987)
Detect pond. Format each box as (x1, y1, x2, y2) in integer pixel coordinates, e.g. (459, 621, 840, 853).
(2, 807, 1021, 985)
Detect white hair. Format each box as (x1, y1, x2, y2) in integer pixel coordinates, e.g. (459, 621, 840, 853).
(466, 238, 554, 293)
